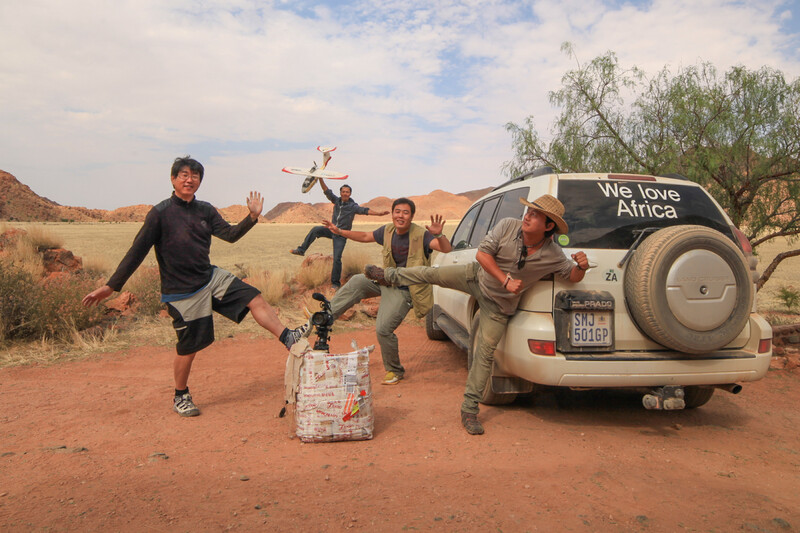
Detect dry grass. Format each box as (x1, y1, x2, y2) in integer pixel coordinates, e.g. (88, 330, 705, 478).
(296, 260, 331, 289)
(4, 238, 43, 279)
(245, 268, 289, 306)
(23, 225, 64, 250)
(82, 255, 113, 277)
(342, 248, 372, 278)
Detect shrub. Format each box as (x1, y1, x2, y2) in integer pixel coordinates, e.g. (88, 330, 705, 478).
(0, 261, 42, 343)
(125, 266, 163, 316)
(296, 260, 331, 289)
(777, 286, 800, 312)
(38, 274, 106, 341)
(0, 261, 105, 344)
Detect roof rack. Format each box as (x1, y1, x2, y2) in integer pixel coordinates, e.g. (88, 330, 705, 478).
(493, 166, 554, 191)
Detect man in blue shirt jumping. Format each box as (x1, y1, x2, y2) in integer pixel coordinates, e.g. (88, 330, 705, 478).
(291, 179, 388, 289)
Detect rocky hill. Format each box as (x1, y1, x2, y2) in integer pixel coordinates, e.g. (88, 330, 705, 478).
(0, 169, 492, 223)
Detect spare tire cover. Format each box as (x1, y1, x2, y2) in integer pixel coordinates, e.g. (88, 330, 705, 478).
(623, 225, 752, 354)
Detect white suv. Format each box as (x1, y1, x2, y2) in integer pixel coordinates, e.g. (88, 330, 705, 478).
(428, 169, 773, 409)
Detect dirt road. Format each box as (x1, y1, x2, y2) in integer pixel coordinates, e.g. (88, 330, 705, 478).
(1, 324, 798, 531)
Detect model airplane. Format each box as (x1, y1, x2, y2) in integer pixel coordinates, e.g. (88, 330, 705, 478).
(282, 146, 349, 193)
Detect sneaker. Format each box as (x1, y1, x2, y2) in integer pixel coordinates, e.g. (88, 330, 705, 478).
(381, 371, 403, 385)
(460, 410, 484, 435)
(290, 248, 305, 256)
(173, 393, 200, 417)
(283, 321, 311, 350)
(364, 264, 390, 286)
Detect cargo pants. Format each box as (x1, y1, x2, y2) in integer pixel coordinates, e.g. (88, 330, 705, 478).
(330, 274, 413, 377)
(383, 262, 509, 414)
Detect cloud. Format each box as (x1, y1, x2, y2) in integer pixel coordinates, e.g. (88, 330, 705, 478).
(0, 0, 798, 210)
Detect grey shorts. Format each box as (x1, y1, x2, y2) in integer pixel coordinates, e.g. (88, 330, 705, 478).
(165, 268, 260, 355)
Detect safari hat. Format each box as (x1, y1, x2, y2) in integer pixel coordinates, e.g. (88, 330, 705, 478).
(519, 194, 569, 234)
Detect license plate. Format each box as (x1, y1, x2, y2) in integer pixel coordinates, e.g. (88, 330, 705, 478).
(570, 311, 612, 347)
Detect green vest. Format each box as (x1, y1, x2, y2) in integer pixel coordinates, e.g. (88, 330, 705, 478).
(382, 223, 433, 318)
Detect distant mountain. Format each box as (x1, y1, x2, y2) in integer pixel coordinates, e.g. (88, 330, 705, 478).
(0, 169, 492, 223)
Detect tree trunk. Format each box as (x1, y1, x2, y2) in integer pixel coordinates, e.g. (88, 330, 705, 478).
(757, 249, 800, 290)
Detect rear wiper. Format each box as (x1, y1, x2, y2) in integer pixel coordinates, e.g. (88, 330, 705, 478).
(617, 227, 661, 268)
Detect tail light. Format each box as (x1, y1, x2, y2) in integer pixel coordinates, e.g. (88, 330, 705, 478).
(758, 338, 771, 354)
(731, 226, 752, 254)
(528, 339, 556, 356)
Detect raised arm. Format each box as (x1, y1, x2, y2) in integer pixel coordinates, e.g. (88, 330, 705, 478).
(426, 214, 451, 253)
(322, 219, 376, 243)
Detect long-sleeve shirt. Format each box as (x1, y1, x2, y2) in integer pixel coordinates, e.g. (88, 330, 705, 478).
(107, 193, 257, 295)
(325, 188, 369, 231)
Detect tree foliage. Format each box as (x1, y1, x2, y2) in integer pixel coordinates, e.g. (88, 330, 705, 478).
(506, 43, 800, 288)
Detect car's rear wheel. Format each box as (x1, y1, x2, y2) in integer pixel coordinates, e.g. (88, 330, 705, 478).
(624, 225, 752, 354)
(425, 310, 448, 341)
(468, 311, 517, 405)
(683, 386, 715, 408)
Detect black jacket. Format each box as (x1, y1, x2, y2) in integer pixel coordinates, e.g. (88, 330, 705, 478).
(107, 194, 256, 295)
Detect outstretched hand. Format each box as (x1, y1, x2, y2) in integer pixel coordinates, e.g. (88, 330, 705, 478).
(82, 285, 113, 307)
(322, 219, 340, 234)
(247, 191, 264, 220)
(426, 214, 446, 235)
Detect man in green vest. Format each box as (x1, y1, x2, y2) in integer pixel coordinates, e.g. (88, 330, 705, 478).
(322, 197, 452, 385)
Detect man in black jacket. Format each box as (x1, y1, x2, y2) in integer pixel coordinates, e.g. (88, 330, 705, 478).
(82, 156, 307, 418)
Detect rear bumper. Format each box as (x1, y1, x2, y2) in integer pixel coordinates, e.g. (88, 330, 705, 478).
(496, 312, 772, 388)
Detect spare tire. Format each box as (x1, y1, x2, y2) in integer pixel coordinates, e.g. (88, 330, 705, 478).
(624, 225, 752, 354)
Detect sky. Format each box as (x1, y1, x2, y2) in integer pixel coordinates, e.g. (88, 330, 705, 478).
(1, 0, 800, 211)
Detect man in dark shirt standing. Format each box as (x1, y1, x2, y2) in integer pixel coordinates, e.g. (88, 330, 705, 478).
(82, 156, 307, 418)
(290, 179, 388, 289)
(321, 198, 451, 385)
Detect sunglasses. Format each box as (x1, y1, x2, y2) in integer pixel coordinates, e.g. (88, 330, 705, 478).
(517, 244, 527, 270)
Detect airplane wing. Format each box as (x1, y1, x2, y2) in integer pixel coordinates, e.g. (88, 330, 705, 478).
(282, 166, 313, 176)
(311, 169, 348, 179)
(282, 167, 348, 179)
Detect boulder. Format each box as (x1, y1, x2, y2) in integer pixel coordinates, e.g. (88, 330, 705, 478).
(41, 248, 82, 273)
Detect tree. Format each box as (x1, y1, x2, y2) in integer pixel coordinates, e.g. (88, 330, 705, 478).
(506, 43, 800, 288)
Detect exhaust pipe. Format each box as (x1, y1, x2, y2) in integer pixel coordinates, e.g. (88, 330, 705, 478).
(714, 383, 742, 394)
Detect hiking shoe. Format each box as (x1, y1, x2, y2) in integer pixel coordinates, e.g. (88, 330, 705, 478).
(460, 410, 484, 435)
(290, 248, 305, 256)
(283, 321, 311, 350)
(365, 264, 390, 286)
(173, 393, 200, 417)
(381, 371, 403, 385)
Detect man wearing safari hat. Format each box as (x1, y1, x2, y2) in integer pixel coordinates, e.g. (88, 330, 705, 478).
(363, 194, 589, 435)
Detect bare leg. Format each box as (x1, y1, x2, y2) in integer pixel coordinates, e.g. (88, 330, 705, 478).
(174, 352, 197, 390)
(247, 295, 285, 337)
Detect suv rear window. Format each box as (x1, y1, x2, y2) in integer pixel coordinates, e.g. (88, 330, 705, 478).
(558, 179, 733, 249)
